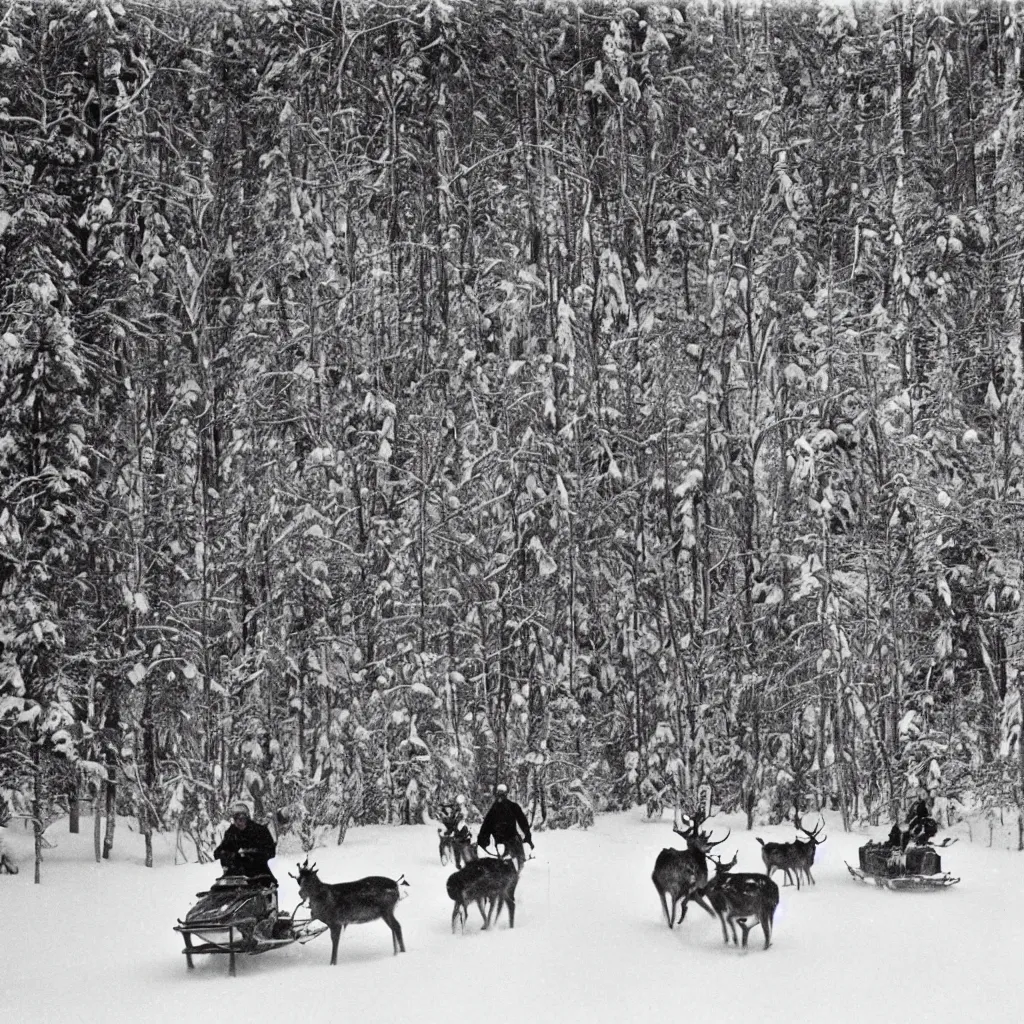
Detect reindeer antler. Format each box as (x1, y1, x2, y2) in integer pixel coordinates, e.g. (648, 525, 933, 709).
(709, 850, 739, 873)
(684, 806, 710, 833)
(798, 816, 827, 843)
(702, 826, 730, 849)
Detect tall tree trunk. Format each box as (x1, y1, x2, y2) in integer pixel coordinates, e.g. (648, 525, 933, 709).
(93, 781, 102, 863)
(33, 747, 43, 885)
(68, 773, 79, 834)
(102, 759, 116, 859)
(1018, 739, 1024, 851)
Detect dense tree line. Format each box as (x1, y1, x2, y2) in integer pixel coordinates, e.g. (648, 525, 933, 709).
(1, 0, 1022, 877)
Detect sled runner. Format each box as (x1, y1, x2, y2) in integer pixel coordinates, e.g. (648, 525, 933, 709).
(845, 839, 959, 891)
(173, 874, 327, 975)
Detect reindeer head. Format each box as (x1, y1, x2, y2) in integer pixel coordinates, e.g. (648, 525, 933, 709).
(674, 813, 730, 855)
(289, 857, 319, 900)
(709, 850, 739, 878)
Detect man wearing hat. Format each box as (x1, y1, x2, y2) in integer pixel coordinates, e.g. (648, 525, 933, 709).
(213, 802, 277, 886)
(477, 783, 533, 870)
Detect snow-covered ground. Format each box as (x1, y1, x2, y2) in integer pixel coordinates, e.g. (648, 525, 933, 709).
(2, 810, 1021, 1024)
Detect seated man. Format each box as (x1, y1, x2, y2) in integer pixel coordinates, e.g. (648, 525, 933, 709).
(907, 798, 939, 845)
(213, 801, 277, 887)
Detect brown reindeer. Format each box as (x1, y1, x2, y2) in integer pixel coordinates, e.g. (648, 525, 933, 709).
(651, 810, 729, 929)
(705, 852, 780, 950)
(291, 859, 407, 965)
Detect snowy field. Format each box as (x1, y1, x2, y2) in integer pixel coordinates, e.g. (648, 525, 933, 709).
(2, 810, 1022, 1024)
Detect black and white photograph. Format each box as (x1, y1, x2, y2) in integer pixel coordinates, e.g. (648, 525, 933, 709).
(1, 0, 1022, 1021)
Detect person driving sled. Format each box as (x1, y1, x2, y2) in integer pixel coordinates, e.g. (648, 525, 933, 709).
(477, 784, 533, 868)
(213, 802, 277, 886)
(886, 799, 939, 851)
(907, 798, 939, 845)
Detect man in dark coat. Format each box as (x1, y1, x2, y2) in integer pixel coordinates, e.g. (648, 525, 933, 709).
(213, 802, 277, 886)
(477, 784, 533, 868)
(907, 799, 939, 845)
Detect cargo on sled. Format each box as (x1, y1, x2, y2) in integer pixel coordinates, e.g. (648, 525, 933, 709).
(173, 874, 327, 975)
(846, 838, 959, 891)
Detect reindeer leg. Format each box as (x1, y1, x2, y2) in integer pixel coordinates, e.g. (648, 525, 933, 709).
(762, 913, 772, 949)
(739, 921, 752, 949)
(506, 895, 515, 929)
(329, 925, 341, 965)
(690, 893, 717, 919)
(658, 891, 673, 928)
(490, 897, 504, 928)
(384, 909, 404, 953)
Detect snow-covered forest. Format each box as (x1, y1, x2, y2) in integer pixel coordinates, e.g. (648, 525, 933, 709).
(1, 0, 1023, 879)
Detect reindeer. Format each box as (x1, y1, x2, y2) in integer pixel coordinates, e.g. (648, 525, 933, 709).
(438, 830, 455, 866)
(790, 816, 827, 886)
(755, 837, 797, 887)
(291, 859, 407, 965)
(437, 804, 479, 870)
(447, 855, 520, 933)
(705, 852, 780, 950)
(756, 815, 826, 890)
(651, 810, 729, 929)
(451, 830, 479, 870)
